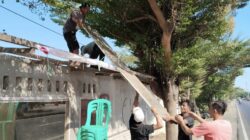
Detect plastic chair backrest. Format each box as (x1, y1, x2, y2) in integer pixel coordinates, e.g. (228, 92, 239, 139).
(7, 103, 17, 121)
(0, 103, 18, 140)
(85, 99, 111, 127)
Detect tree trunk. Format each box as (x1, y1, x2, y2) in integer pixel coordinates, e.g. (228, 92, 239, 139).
(162, 33, 172, 65)
(163, 78, 178, 140)
(147, 1, 176, 140)
(190, 98, 198, 112)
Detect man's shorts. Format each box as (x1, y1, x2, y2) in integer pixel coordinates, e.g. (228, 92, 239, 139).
(63, 31, 79, 53)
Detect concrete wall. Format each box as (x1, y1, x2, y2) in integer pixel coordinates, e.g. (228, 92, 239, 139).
(0, 54, 165, 140)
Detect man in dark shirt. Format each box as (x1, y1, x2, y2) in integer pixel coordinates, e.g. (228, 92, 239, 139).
(129, 93, 163, 140)
(164, 100, 194, 140)
(63, 3, 90, 54)
(178, 100, 194, 140)
(81, 42, 105, 61)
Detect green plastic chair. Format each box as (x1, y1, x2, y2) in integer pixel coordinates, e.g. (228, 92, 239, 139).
(77, 99, 112, 140)
(0, 102, 18, 140)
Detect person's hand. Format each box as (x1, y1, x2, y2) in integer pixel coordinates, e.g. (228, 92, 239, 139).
(167, 116, 177, 124)
(133, 93, 139, 107)
(161, 108, 171, 122)
(151, 106, 158, 114)
(175, 115, 184, 123)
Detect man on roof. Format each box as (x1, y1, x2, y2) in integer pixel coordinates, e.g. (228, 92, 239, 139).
(63, 3, 90, 54)
(81, 41, 105, 61)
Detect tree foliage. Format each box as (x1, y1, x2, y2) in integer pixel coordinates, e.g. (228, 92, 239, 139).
(174, 39, 250, 106)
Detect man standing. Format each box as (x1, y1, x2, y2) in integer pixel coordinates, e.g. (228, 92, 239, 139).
(178, 100, 194, 140)
(164, 100, 194, 140)
(63, 3, 90, 54)
(129, 93, 163, 140)
(81, 42, 105, 61)
(175, 100, 232, 140)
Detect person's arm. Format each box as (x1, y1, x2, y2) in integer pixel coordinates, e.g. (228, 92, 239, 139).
(175, 115, 193, 135)
(133, 93, 139, 107)
(151, 107, 163, 130)
(188, 112, 206, 123)
(77, 20, 84, 29)
(169, 116, 178, 124)
(162, 115, 177, 124)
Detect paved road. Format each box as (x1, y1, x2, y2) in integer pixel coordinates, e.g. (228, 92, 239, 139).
(15, 103, 65, 140)
(15, 114, 65, 140)
(237, 99, 250, 140)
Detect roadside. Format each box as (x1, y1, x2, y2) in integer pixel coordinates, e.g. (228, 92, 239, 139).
(150, 133, 165, 140)
(150, 100, 238, 140)
(224, 100, 238, 140)
(236, 100, 250, 140)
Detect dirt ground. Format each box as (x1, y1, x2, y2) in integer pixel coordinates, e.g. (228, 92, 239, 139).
(150, 133, 166, 140)
(150, 133, 203, 140)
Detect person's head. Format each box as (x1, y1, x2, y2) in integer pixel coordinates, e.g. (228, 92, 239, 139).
(79, 2, 90, 15)
(209, 100, 227, 119)
(180, 100, 192, 114)
(133, 107, 145, 123)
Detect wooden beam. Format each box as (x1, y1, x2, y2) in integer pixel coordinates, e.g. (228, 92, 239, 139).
(0, 96, 68, 103)
(81, 26, 155, 82)
(0, 33, 155, 82)
(0, 33, 117, 71)
(0, 45, 69, 66)
(0, 46, 35, 54)
(118, 67, 168, 118)
(82, 25, 128, 70)
(0, 33, 38, 48)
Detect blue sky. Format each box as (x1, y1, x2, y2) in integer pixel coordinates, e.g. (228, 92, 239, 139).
(0, 1, 249, 91)
(0, 1, 92, 50)
(232, 3, 250, 92)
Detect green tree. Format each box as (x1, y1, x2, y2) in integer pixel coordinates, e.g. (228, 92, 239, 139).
(229, 88, 250, 99)
(174, 39, 250, 109)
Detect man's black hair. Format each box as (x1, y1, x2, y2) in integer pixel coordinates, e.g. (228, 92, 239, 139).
(180, 100, 194, 111)
(210, 101, 227, 115)
(180, 100, 191, 107)
(79, 2, 90, 9)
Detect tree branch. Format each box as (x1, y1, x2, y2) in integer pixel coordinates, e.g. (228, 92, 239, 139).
(107, 30, 135, 44)
(125, 15, 157, 23)
(148, 0, 168, 32)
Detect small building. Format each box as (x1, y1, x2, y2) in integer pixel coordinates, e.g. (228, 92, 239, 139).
(0, 34, 165, 140)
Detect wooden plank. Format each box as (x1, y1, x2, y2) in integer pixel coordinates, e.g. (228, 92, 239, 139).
(0, 46, 35, 54)
(82, 25, 129, 70)
(0, 33, 37, 48)
(81, 25, 155, 81)
(81, 26, 167, 115)
(0, 46, 69, 66)
(0, 33, 116, 71)
(0, 33, 154, 81)
(0, 96, 68, 103)
(117, 67, 168, 118)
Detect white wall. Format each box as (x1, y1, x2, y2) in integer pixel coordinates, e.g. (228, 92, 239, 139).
(0, 54, 165, 140)
(97, 76, 166, 139)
